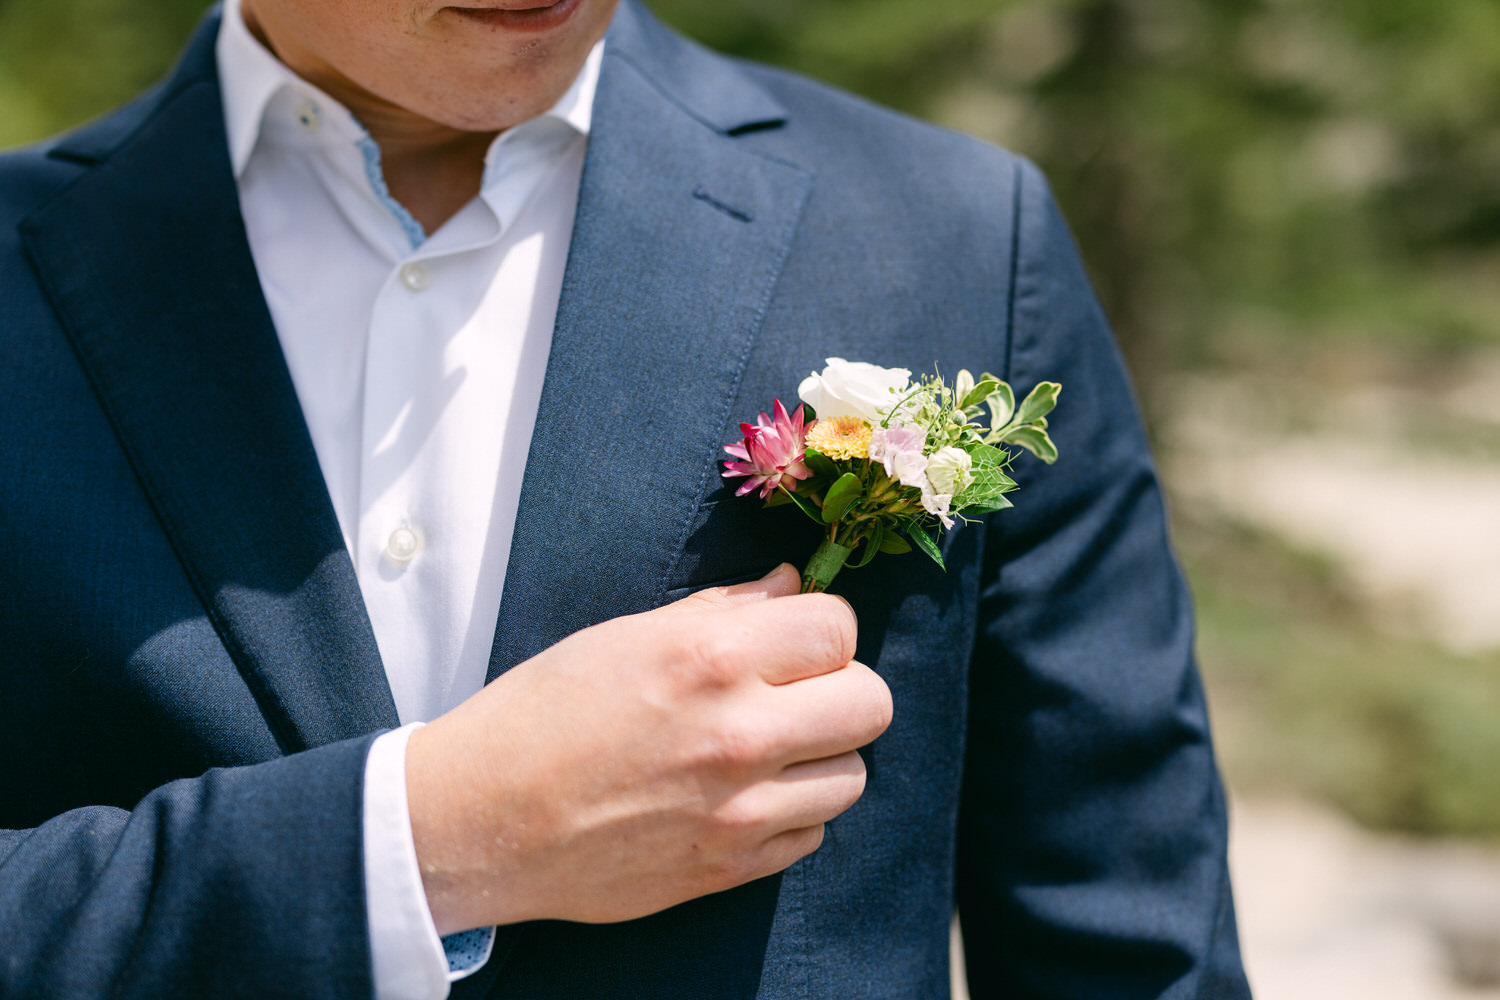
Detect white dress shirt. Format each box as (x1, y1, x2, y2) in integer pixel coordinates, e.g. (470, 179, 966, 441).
(215, 2, 600, 996)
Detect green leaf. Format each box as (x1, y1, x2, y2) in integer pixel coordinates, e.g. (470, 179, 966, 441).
(998, 424, 1059, 464)
(763, 488, 791, 507)
(957, 494, 1014, 515)
(967, 441, 1009, 464)
(778, 484, 826, 524)
(820, 472, 863, 524)
(986, 382, 1015, 430)
(878, 531, 913, 554)
(952, 369, 974, 407)
(850, 521, 884, 568)
(953, 442, 1018, 508)
(960, 377, 1002, 410)
(907, 522, 945, 569)
(803, 448, 840, 480)
(1013, 381, 1061, 427)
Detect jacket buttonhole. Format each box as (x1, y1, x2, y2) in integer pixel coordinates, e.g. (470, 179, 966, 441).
(692, 185, 754, 223)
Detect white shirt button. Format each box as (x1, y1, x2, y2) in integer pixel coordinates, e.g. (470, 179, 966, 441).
(399, 262, 430, 292)
(294, 100, 321, 133)
(384, 527, 421, 563)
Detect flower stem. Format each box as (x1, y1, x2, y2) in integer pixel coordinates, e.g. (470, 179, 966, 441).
(800, 537, 855, 593)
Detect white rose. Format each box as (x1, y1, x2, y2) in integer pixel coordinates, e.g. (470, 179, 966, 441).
(924, 446, 974, 497)
(797, 357, 912, 423)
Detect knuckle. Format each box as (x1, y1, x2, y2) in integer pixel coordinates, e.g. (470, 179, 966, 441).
(665, 628, 740, 691)
(708, 850, 762, 889)
(792, 824, 826, 860)
(698, 718, 777, 772)
(734, 827, 825, 886)
(710, 796, 764, 835)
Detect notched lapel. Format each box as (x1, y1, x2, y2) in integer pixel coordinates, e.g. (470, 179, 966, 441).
(19, 33, 397, 751)
(487, 15, 814, 678)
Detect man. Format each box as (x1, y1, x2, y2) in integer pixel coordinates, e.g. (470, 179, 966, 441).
(0, 0, 1251, 996)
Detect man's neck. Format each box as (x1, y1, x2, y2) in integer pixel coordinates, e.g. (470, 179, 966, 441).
(240, 4, 498, 234)
(329, 103, 498, 236)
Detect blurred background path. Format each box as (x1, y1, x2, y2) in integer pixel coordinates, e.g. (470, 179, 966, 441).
(1161, 359, 1500, 999)
(1230, 796, 1500, 1000)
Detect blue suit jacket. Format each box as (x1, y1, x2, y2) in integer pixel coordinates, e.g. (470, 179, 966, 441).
(0, 3, 1250, 997)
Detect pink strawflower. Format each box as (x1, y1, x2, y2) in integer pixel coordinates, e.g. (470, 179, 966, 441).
(722, 399, 813, 499)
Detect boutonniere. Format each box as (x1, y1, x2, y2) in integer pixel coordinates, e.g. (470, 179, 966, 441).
(723, 358, 1061, 593)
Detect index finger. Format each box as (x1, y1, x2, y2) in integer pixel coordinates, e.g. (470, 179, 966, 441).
(713, 590, 859, 685)
(667, 563, 802, 614)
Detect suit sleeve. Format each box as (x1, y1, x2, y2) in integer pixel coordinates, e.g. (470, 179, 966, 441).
(955, 159, 1252, 1000)
(0, 735, 379, 1000)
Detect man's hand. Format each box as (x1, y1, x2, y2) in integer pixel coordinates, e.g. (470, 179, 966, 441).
(405, 563, 892, 934)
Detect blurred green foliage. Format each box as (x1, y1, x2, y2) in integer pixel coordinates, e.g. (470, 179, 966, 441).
(0, 0, 209, 146)
(653, 0, 1500, 407)
(1181, 510, 1500, 837)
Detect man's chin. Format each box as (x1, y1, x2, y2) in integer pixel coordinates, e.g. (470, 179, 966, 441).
(401, 86, 569, 134)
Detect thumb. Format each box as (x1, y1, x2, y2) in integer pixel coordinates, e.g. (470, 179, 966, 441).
(668, 563, 801, 612)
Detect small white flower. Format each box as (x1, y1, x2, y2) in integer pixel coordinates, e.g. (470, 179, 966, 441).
(798, 357, 912, 424)
(920, 486, 956, 529)
(925, 446, 974, 497)
(920, 446, 974, 529)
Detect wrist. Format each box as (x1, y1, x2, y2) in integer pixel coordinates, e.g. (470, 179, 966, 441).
(407, 721, 465, 935)
(406, 715, 531, 933)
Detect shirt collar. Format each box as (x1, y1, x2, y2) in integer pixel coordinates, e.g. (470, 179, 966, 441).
(216, 0, 601, 181)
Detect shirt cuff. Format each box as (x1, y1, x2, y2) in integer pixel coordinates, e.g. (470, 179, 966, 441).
(364, 723, 496, 1000)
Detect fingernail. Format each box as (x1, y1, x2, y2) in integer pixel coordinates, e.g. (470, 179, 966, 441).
(761, 563, 792, 580)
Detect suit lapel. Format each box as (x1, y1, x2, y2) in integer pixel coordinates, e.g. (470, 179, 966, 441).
(19, 18, 398, 751)
(486, 2, 813, 678)
(19, 1, 811, 725)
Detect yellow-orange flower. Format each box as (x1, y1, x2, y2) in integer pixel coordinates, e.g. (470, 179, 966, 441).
(805, 415, 872, 461)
